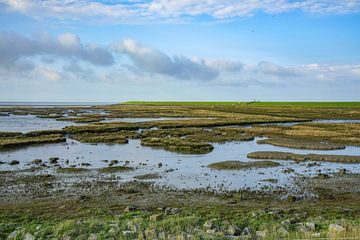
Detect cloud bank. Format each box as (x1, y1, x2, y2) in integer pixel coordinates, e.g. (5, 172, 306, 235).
(1, 0, 360, 23)
(0, 31, 114, 67)
(0, 31, 359, 86)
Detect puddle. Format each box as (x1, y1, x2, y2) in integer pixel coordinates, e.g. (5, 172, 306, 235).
(1, 137, 359, 191)
(0, 114, 82, 133)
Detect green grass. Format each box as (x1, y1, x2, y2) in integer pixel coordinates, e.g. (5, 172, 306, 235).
(123, 101, 360, 108)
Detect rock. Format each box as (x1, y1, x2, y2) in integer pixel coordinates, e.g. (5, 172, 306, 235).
(127, 220, 141, 233)
(165, 207, 181, 215)
(108, 228, 116, 235)
(88, 234, 97, 240)
(144, 228, 158, 239)
(149, 213, 163, 221)
(227, 225, 241, 236)
(328, 224, 345, 233)
(49, 157, 59, 164)
(32, 159, 42, 164)
(281, 219, 292, 226)
(7, 230, 18, 239)
(317, 173, 330, 179)
(256, 231, 267, 238)
(78, 195, 90, 202)
(186, 234, 195, 240)
(124, 206, 137, 212)
(122, 230, 136, 237)
(339, 168, 347, 175)
(158, 162, 163, 168)
(242, 227, 253, 235)
(23, 233, 35, 240)
(287, 195, 297, 203)
(277, 227, 289, 237)
(158, 231, 166, 239)
(203, 220, 214, 229)
(109, 160, 118, 166)
(61, 236, 71, 240)
(305, 222, 316, 231)
(175, 234, 186, 240)
(9, 160, 19, 165)
(282, 168, 295, 173)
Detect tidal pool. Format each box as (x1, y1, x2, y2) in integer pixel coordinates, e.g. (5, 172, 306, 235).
(1, 137, 360, 191)
(0, 114, 82, 133)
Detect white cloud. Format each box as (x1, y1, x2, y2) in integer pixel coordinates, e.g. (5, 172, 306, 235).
(0, 31, 114, 67)
(34, 66, 61, 81)
(1, 0, 360, 23)
(113, 38, 220, 80)
(0, 32, 359, 87)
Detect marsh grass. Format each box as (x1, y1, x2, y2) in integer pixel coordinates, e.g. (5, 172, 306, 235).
(257, 138, 346, 150)
(208, 160, 281, 170)
(248, 151, 360, 163)
(0, 134, 65, 150)
(141, 137, 214, 154)
(71, 132, 129, 144)
(98, 166, 134, 173)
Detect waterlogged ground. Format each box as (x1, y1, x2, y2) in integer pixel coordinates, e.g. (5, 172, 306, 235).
(1, 134, 360, 191)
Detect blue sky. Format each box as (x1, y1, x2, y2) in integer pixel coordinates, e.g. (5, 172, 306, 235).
(0, 0, 360, 102)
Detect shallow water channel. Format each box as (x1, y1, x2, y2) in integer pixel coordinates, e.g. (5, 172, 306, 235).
(1, 114, 360, 191)
(1, 136, 360, 191)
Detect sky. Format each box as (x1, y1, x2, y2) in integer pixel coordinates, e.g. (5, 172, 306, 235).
(0, 0, 360, 102)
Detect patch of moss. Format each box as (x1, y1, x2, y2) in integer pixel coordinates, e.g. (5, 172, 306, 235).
(134, 173, 161, 180)
(71, 132, 129, 144)
(248, 151, 360, 163)
(141, 137, 214, 154)
(98, 166, 134, 173)
(57, 168, 90, 173)
(257, 138, 346, 150)
(208, 160, 281, 170)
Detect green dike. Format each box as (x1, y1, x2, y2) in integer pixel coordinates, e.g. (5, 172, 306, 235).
(123, 101, 360, 108)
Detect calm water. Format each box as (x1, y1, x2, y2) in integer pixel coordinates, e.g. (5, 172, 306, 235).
(1, 113, 360, 191)
(0, 114, 82, 133)
(1, 137, 359, 190)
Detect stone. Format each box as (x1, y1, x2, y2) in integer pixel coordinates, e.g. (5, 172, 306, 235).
(242, 227, 253, 236)
(256, 231, 267, 238)
(206, 229, 216, 235)
(32, 159, 42, 164)
(144, 228, 158, 239)
(287, 195, 297, 203)
(124, 206, 137, 212)
(7, 230, 18, 239)
(61, 236, 71, 240)
(203, 220, 214, 229)
(158, 231, 166, 239)
(277, 227, 289, 237)
(122, 230, 136, 237)
(227, 225, 241, 236)
(305, 222, 316, 231)
(49, 157, 59, 164)
(88, 234, 97, 240)
(149, 213, 163, 221)
(328, 224, 345, 233)
(9, 160, 20, 165)
(23, 233, 35, 240)
(158, 162, 163, 167)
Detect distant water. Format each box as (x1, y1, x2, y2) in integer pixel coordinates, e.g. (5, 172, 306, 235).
(0, 102, 115, 107)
